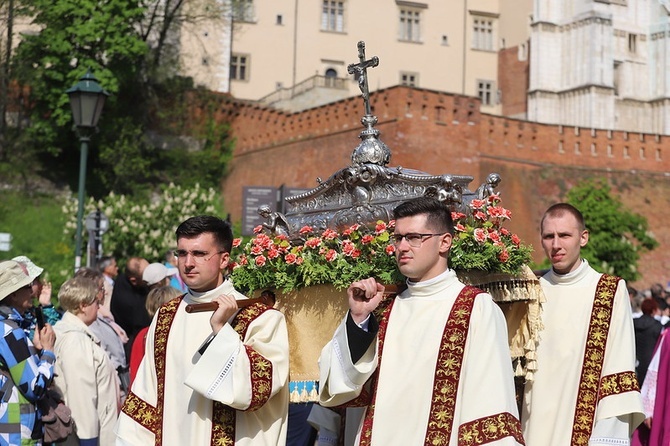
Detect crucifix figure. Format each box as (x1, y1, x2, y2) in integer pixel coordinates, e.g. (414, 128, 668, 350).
(347, 41, 379, 116)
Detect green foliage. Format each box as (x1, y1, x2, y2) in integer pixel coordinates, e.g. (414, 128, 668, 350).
(449, 196, 533, 274)
(566, 179, 658, 282)
(0, 190, 73, 301)
(4, 0, 235, 198)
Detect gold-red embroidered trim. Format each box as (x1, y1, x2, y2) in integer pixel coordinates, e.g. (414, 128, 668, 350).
(570, 274, 619, 445)
(424, 286, 479, 446)
(121, 295, 183, 445)
(598, 371, 639, 400)
(458, 411, 525, 445)
(357, 296, 396, 446)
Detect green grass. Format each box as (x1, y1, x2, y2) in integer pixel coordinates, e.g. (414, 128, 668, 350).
(0, 190, 73, 301)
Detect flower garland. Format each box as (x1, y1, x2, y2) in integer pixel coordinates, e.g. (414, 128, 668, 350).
(230, 194, 532, 294)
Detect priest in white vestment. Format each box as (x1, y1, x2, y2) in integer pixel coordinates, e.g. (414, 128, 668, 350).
(319, 197, 524, 446)
(115, 216, 289, 445)
(522, 203, 644, 446)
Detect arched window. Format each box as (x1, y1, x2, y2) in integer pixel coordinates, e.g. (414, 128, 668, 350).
(325, 68, 338, 87)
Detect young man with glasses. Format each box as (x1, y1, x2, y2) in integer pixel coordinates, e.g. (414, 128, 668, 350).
(318, 196, 523, 445)
(116, 215, 290, 446)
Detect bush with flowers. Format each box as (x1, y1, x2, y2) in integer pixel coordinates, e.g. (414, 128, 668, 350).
(230, 194, 532, 294)
(62, 183, 220, 269)
(449, 193, 533, 275)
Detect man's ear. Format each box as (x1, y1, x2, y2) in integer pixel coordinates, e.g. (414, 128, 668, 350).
(580, 230, 589, 248)
(439, 233, 453, 254)
(219, 252, 230, 271)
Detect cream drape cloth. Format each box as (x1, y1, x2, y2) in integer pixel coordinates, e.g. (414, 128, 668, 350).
(522, 261, 644, 446)
(319, 269, 523, 445)
(114, 280, 289, 445)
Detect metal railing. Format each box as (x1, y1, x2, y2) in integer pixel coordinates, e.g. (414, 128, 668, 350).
(258, 75, 348, 106)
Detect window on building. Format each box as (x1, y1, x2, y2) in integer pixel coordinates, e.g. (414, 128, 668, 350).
(322, 1, 345, 32)
(399, 8, 421, 42)
(628, 33, 637, 53)
(400, 72, 419, 87)
(276, 15, 283, 25)
(232, 0, 254, 22)
(230, 54, 249, 81)
(477, 80, 494, 105)
(325, 68, 338, 87)
(472, 17, 494, 50)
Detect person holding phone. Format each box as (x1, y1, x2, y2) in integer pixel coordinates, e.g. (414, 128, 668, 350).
(0, 260, 57, 445)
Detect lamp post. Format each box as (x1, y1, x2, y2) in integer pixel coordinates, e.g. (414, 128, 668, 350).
(66, 69, 109, 272)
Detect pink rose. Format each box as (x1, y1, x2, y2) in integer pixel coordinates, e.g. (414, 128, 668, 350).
(322, 229, 338, 240)
(285, 253, 297, 264)
(498, 250, 510, 262)
(305, 237, 321, 249)
(474, 228, 487, 243)
(255, 255, 267, 267)
(474, 211, 487, 221)
(470, 199, 486, 209)
(361, 235, 374, 245)
(299, 226, 314, 234)
(232, 238, 242, 248)
(325, 249, 338, 262)
(385, 245, 396, 255)
(375, 222, 387, 234)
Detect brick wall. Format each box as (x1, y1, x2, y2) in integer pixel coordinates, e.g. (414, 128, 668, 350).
(187, 86, 670, 289)
(498, 45, 529, 117)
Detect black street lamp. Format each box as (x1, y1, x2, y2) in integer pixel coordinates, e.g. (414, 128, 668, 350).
(66, 69, 109, 272)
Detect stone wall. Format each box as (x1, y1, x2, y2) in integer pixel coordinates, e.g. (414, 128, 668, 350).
(187, 86, 670, 289)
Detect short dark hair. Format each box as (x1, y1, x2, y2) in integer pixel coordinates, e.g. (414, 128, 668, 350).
(176, 215, 233, 254)
(650, 283, 665, 299)
(541, 203, 586, 231)
(393, 197, 454, 235)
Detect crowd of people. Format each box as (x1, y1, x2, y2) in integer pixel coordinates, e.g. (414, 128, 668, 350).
(0, 200, 667, 445)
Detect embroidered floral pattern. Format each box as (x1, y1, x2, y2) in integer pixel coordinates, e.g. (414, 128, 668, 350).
(233, 303, 276, 412)
(424, 286, 479, 445)
(570, 274, 619, 445)
(598, 371, 639, 400)
(358, 297, 396, 446)
(121, 295, 183, 445)
(458, 412, 525, 445)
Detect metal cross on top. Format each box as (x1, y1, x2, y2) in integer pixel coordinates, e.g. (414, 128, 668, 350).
(347, 41, 379, 116)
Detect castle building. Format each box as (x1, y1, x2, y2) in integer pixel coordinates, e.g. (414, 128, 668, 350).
(528, 0, 670, 133)
(180, 0, 533, 114)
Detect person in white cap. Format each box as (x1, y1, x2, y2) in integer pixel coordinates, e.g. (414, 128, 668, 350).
(141, 262, 178, 291)
(0, 260, 56, 445)
(12, 255, 51, 308)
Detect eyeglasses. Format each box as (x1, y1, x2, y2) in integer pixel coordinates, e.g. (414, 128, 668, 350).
(174, 249, 225, 263)
(392, 232, 447, 248)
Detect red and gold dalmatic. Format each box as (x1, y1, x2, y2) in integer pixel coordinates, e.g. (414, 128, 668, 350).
(319, 270, 524, 446)
(570, 274, 639, 445)
(522, 262, 645, 446)
(116, 280, 290, 446)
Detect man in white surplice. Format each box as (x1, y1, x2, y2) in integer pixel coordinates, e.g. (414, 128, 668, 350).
(115, 215, 289, 445)
(318, 197, 524, 445)
(522, 203, 644, 446)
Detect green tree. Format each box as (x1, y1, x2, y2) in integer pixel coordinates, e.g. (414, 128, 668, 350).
(565, 179, 658, 282)
(6, 0, 234, 197)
